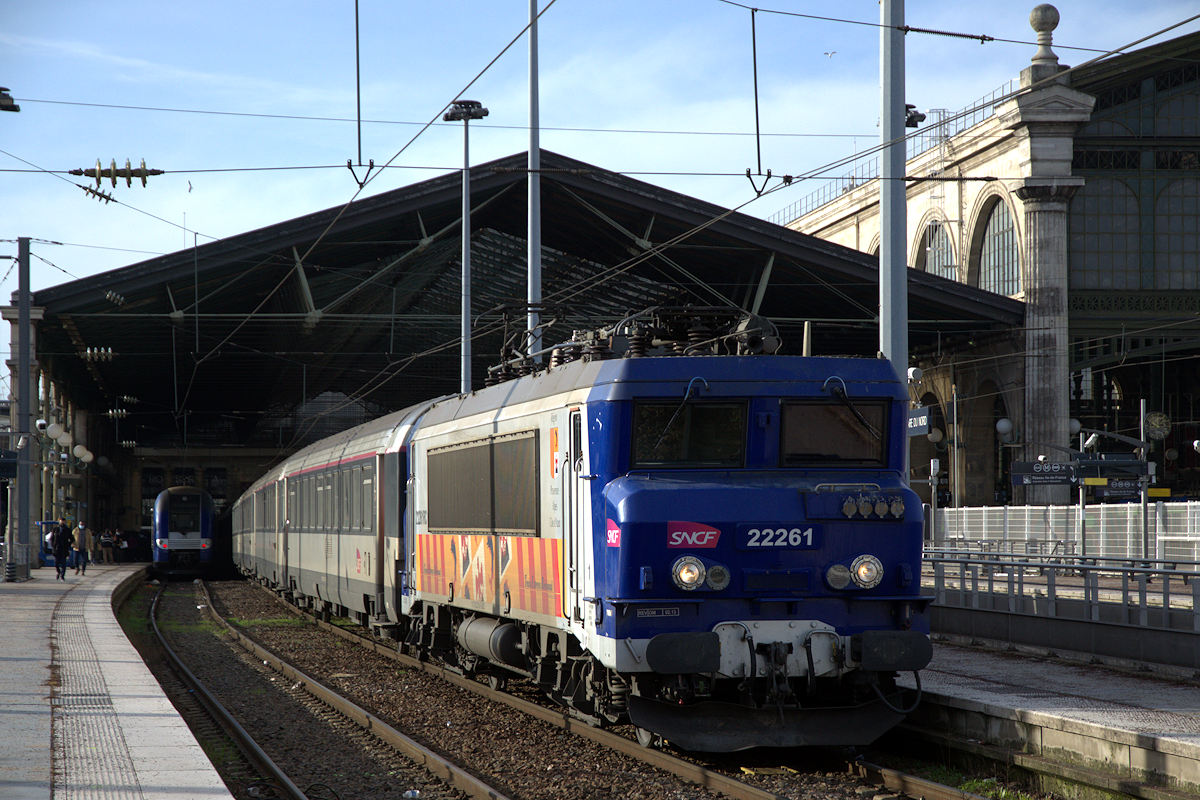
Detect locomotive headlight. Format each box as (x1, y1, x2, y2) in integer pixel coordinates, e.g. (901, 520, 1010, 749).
(672, 556, 706, 590)
(200, 538, 212, 550)
(850, 554, 884, 589)
(873, 499, 889, 517)
(705, 564, 731, 591)
(841, 498, 857, 518)
(857, 497, 874, 517)
(825, 563, 851, 590)
(889, 497, 905, 518)
(155, 538, 169, 550)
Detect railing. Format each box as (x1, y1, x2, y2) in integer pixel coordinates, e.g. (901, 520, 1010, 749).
(922, 547, 1200, 670)
(766, 78, 1019, 226)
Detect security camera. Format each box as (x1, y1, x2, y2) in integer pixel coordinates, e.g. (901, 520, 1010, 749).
(35, 418, 47, 431)
(1037, 454, 1048, 463)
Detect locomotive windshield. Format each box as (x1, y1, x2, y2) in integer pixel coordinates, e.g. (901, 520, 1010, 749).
(632, 401, 746, 467)
(780, 400, 888, 465)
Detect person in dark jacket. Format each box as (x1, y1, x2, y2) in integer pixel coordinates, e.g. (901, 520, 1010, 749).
(50, 518, 74, 581)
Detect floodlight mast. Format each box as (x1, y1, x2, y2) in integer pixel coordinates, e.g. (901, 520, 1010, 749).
(444, 100, 489, 394)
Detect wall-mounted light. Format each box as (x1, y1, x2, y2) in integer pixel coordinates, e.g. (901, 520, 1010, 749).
(83, 347, 115, 362)
(927, 427, 944, 444)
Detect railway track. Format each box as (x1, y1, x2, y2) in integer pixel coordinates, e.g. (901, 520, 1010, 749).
(146, 584, 309, 800)
(190, 577, 991, 800)
(127, 581, 481, 800)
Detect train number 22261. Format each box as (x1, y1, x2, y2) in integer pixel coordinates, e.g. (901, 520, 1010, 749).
(740, 526, 819, 548)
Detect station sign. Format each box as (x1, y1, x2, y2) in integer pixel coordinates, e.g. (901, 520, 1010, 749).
(907, 406, 931, 436)
(1010, 461, 1076, 485)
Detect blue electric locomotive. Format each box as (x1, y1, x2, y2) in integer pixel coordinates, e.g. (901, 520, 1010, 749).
(232, 309, 932, 751)
(151, 486, 218, 576)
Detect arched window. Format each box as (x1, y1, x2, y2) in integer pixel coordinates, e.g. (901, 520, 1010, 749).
(916, 221, 956, 280)
(978, 200, 1020, 295)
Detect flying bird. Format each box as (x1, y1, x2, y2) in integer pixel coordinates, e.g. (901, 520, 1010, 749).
(824, 51, 836, 58)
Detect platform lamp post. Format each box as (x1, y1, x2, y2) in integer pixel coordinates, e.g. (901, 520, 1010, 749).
(444, 100, 489, 394)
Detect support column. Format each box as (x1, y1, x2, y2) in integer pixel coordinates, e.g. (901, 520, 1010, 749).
(1017, 183, 1076, 504)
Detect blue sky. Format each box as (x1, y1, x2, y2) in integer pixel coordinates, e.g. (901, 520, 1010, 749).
(2, 0, 1198, 293)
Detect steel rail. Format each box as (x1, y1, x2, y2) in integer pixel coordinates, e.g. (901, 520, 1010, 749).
(851, 759, 988, 800)
(196, 581, 513, 800)
(148, 584, 310, 800)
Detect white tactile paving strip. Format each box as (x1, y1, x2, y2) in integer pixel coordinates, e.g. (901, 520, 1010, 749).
(52, 593, 143, 799)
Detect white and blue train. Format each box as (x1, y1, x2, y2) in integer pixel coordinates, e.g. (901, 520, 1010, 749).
(232, 311, 932, 751)
(152, 486, 219, 576)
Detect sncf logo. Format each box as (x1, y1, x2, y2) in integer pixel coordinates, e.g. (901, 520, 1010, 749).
(605, 519, 621, 547)
(667, 521, 721, 548)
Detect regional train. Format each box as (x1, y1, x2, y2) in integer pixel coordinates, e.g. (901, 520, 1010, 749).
(232, 309, 932, 751)
(152, 486, 219, 576)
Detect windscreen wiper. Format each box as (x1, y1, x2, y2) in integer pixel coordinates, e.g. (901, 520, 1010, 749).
(651, 376, 709, 454)
(822, 376, 881, 440)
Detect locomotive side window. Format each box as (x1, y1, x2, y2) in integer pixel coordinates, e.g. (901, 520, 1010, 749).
(780, 400, 888, 465)
(631, 401, 746, 467)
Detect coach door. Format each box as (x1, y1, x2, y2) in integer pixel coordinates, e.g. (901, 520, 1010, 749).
(564, 409, 588, 623)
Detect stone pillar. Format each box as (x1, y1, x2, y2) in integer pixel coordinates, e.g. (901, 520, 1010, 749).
(1016, 183, 1077, 504)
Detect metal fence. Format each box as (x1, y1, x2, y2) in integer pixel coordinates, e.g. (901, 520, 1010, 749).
(931, 501, 1200, 562)
(922, 547, 1200, 670)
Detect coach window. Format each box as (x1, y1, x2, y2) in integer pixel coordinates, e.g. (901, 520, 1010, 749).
(361, 466, 374, 530)
(631, 401, 746, 467)
(780, 400, 887, 466)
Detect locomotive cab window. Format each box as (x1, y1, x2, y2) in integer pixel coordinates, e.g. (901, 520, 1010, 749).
(780, 400, 888, 465)
(632, 401, 746, 467)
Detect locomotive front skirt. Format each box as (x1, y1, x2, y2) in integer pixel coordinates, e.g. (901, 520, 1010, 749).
(233, 351, 932, 751)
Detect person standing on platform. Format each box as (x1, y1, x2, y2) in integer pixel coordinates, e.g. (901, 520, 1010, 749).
(72, 522, 93, 575)
(50, 518, 74, 581)
(99, 528, 115, 564)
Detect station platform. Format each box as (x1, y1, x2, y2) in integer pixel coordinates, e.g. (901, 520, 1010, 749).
(899, 640, 1200, 796)
(0, 564, 234, 800)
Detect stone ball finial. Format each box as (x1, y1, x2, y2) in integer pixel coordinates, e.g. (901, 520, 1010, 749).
(1030, 4, 1060, 33)
(1030, 4, 1060, 66)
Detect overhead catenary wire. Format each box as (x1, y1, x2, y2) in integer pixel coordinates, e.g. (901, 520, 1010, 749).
(4, 7, 1195, 443)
